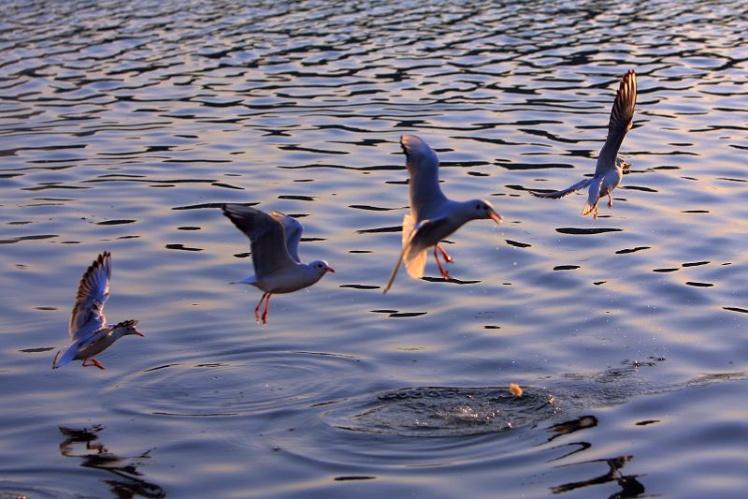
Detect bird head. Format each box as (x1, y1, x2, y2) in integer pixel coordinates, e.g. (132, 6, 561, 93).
(114, 319, 144, 337)
(616, 157, 632, 172)
(469, 200, 502, 224)
(311, 260, 335, 277)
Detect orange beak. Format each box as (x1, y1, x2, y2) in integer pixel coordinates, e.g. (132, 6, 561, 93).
(489, 209, 503, 224)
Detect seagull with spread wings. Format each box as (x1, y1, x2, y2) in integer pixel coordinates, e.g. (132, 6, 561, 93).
(222, 204, 334, 324)
(383, 135, 502, 293)
(531, 70, 638, 218)
(53, 252, 143, 370)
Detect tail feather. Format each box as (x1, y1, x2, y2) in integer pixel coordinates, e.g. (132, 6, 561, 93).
(403, 245, 428, 279)
(581, 202, 596, 216)
(582, 178, 602, 217)
(52, 345, 77, 369)
(231, 276, 258, 285)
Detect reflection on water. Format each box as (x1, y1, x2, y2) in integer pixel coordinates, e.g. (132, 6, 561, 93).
(546, 416, 648, 497)
(551, 454, 646, 498)
(1, 0, 747, 497)
(59, 426, 165, 498)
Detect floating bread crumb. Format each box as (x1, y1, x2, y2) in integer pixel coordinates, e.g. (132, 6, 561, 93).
(509, 383, 523, 397)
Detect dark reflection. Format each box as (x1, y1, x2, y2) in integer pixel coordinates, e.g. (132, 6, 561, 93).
(370, 309, 428, 318)
(555, 227, 622, 235)
(546, 416, 646, 498)
(59, 425, 165, 499)
(421, 276, 481, 285)
(548, 415, 598, 442)
(551, 455, 645, 498)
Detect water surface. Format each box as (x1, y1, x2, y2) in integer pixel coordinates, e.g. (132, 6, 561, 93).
(1, 0, 747, 497)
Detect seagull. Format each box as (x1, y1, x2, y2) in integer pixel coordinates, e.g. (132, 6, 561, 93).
(530, 70, 637, 218)
(221, 204, 335, 324)
(383, 134, 502, 293)
(53, 252, 143, 370)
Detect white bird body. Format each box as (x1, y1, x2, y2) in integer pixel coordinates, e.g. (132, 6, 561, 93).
(532, 70, 637, 218)
(234, 263, 329, 294)
(384, 135, 502, 293)
(53, 252, 143, 370)
(222, 204, 334, 323)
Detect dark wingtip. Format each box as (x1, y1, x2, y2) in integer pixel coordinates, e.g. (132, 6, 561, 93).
(399, 135, 410, 156)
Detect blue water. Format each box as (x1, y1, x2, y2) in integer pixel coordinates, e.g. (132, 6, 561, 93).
(1, 0, 746, 497)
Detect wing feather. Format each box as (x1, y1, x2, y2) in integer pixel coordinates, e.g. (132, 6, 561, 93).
(596, 70, 637, 176)
(222, 204, 298, 279)
(69, 252, 111, 340)
(271, 211, 303, 263)
(400, 135, 448, 216)
(530, 178, 593, 199)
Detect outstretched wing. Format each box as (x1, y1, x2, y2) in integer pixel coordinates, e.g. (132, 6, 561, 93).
(69, 252, 111, 341)
(530, 178, 593, 199)
(400, 135, 448, 216)
(222, 204, 298, 279)
(271, 211, 303, 263)
(595, 70, 637, 176)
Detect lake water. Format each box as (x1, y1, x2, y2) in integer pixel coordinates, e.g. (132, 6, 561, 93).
(1, 0, 747, 497)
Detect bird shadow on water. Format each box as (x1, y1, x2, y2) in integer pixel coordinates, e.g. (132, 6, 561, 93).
(58, 425, 165, 499)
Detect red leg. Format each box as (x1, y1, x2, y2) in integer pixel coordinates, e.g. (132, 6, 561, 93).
(437, 244, 453, 263)
(255, 293, 269, 322)
(607, 193, 614, 208)
(83, 358, 105, 370)
(433, 246, 450, 280)
(261, 293, 272, 324)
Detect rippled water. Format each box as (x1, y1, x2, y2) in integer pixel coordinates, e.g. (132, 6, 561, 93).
(2, 0, 747, 497)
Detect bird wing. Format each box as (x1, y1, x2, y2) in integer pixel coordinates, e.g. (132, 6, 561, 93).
(69, 252, 111, 341)
(271, 211, 303, 263)
(383, 214, 416, 294)
(595, 70, 637, 176)
(400, 135, 448, 216)
(222, 204, 298, 279)
(383, 245, 406, 294)
(530, 178, 593, 199)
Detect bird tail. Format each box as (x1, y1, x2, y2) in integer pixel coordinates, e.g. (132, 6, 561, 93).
(52, 346, 76, 369)
(582, 178, 602, 217)
(231, 276, 258, 285)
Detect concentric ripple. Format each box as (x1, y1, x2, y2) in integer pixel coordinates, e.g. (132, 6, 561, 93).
(102, 349, 367, 418)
